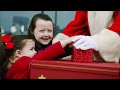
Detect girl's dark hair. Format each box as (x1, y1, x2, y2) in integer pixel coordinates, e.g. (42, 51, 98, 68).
(0, 35, 32, 79)
(28, 13, 55, 39)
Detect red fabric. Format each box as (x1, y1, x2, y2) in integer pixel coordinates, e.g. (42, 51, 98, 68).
(1, 34, 14, 49)
(5, 41, 65, 79)
(32, 41, 65, 60)
(63, 11, 90, 37)
(72, 47, 93, 63)
(1, 34, 12, 43)
(5, 42, 14, 49)
(5, 56, 31, 79)
(63, 11, 120, 36)
(108, 11, 120, 35)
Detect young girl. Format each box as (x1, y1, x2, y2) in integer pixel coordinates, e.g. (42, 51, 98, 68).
(28, 13, 71, 60)
(28, 13, 54, 52)
(0, 34, 73, 79)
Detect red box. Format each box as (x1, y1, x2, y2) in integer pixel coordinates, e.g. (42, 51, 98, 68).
(30, 60, 120, 79)
(72, 47, 93, 63)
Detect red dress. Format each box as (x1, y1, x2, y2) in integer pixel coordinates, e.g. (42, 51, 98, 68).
(5, 41, 65, 79)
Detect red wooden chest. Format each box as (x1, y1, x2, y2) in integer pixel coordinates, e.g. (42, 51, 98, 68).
(30, 60, 120, 79)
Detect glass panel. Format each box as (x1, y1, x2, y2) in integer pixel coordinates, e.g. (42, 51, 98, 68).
(0, 11, 75, 36)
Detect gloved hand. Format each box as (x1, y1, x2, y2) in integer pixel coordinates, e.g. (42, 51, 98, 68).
(72, 35, 99, 51)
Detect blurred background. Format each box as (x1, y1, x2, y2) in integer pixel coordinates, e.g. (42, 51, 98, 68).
(0, 11, 75, 36)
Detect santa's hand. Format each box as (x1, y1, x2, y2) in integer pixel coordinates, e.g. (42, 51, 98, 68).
(72, 35, 99, 51)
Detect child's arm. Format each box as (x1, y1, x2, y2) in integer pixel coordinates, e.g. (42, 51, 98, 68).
(32, 41, 65, 60)
(51, 37, 74, 60)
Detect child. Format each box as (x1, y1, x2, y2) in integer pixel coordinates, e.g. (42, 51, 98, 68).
(28, 13, 71, 60)
(0, 34, 73, 79)
(28, 13, 54, 52)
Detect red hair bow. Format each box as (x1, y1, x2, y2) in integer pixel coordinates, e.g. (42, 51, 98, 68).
(0, 34, 14, 49)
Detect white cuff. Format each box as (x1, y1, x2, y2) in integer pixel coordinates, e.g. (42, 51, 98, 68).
(91, 29, 120, 63)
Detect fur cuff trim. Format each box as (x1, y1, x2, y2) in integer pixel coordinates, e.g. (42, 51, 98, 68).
(92, 29, 120, 63)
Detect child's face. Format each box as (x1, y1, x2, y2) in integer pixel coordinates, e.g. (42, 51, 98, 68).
(20, 39, 37, 58)
(33, 19, 53, 45)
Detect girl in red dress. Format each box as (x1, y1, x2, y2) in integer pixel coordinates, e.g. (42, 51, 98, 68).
(0, 34, 73, 79)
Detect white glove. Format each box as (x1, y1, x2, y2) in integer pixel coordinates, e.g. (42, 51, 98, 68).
(72, 35, 99, 51)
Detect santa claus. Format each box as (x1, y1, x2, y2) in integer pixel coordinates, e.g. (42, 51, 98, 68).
(53, 11, 120, 63)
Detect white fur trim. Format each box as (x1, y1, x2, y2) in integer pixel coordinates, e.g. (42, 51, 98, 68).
(91, 29, 120, 63)
(88, 11, 114, 35)
(52, 33, 70, 44)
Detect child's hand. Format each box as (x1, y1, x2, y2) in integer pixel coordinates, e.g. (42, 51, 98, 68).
(60, 37, 73, 48)
(52, 33, 70, 44)
(68, 36, 77, 48)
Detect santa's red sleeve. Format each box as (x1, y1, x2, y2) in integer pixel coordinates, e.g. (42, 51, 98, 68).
(108, 11, 120, 35)
(63, 11, 90, 37)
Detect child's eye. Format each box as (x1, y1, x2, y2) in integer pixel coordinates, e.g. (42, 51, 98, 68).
(39, 30, 44, 32)
(30, 47, 34, 50)
(48, 30, 53, 33)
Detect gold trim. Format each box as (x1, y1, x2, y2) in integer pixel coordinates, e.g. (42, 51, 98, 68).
(32, 63, 118, 73)
(38, 74, 46, 79)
